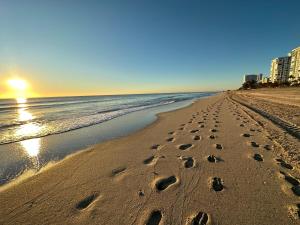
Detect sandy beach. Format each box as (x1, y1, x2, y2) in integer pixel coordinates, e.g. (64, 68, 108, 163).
(1, 90, 300, 225)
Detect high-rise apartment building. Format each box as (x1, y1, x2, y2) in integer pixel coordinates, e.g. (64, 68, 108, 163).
(269, 56, 291, 83)
(289, 46, 300, 83)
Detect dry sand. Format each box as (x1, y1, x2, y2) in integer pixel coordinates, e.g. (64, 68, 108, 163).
(0, 90, 300, 225)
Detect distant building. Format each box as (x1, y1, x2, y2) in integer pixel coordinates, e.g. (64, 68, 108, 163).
(262, 77, 269, 83)
(289, 46, 300, 83)
(244, 74, 263, 83)
(270, 56, 291, 83)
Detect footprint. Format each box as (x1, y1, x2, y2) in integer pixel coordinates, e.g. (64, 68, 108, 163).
(240, 124, 245, 127)
(292, 186, 300, 196)
(250, 142, 259, 147)
(181, 156, 195, 168)
(190, 129, 199, 133)
(166, 137, 174, 142)
(199, 124, 205, 128)
(280, 171, 299, 186)
(242, 133, 251, 137)
(190, 211, 209, 225)
(215, 144, 223, 150)
(264, 145, 272, 151)
(207, 155, 220, 163)
(211, 177, 224, 192)
(76, 193, 99, 210)
(193, 135, 201, 141)
(178, 144, 193, 151)
(276, 159, 293, 170)
(210, 129, 217, 133)
(143, 155, 156, 165)
(253, 154, 263, 162)
(151, 144, 161, 150)
(155, 176, 177, 191)
(209, 135, 216, 139)
(146, 210, 162, 225)
(111, 166, 127, 176)
(168, 131, 175, 135)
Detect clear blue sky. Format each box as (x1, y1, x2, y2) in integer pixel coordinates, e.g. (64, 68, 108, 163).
(1, 0, 300, 97)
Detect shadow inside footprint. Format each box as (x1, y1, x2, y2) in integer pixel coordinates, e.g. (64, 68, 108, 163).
(253, 154, 263, 162)
(212, 177, 224, 192)
(178, 144, 193, 150)
(181, 157, 195, 168)
(280, 171, 299, 186)
(146, 210, 162, 225)
(155, 176, 177, 191)
(166, 137, 174, 142)
(215, 144, 223, 150)
(242, 133, 251, 137)
(111, 167, 126, 176)
(76, 193, 98, 210)
(276, 159, 293, 170)
(292, 186, 300, 196)
(190, 129, 199, 133)
(190, 212, 209, 225)
(207, 155, 220, 163)
(193, 135, 201, 141)
(250, 142, 259, 147)
(151, 144, 161, 150)
(143, 156, 155, 165)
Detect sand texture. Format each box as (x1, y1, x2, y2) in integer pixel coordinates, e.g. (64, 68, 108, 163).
(0, 90, 299, 225)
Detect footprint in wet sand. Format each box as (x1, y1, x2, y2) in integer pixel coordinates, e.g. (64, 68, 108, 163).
(215, 144, 223, 150)
(146, 210, 162, 225)
(242, 133, 251, 137)
(168, 131, 175, 135)
(210, 129, 217, 133)
(253, 153, 263, 162)
(178, 144, 193, 151)
(198, 121, 204, 124)
(166, 137, 174, 142)
(155, 176, 178, 191)
(209, 135, 216, 139)
(276, 159, 293, 170)
(76, 193, 99, 210)
(240, 124, 245, 127)
(180, 156, 195, 168)
(111, 166, 127, 176)
(211, 177, 224, 192)
(193, 135, 201, 141)
(189, 211, 209, 225)
(250, 142, 259, 148)
(199, 124, 205, 128)
(190, 129, 199, 133)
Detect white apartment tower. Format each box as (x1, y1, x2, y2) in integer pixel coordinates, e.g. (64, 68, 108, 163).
(289, 46, 300, 83)
(270, 56, 291, 83)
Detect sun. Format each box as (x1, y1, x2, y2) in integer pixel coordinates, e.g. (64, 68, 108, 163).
(7, 79, 27, 91)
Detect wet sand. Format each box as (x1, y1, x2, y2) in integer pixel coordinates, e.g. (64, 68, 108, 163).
(0, 90, 299, 225)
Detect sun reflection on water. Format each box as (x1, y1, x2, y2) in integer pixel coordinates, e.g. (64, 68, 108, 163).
(15, 97, 42, 160)
(20, 138, 41, 157)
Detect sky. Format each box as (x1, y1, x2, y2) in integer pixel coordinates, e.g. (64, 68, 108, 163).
(0, 0, 300, 98)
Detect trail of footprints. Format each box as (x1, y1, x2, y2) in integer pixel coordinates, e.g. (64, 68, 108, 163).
(74, 99, 299, 223)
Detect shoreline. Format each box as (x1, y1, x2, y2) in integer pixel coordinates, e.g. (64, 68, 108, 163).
(0, 96, 209, 187)
(1, 91, 299, 224)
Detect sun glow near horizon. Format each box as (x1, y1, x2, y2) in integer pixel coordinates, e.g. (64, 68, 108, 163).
(2, 77, 37, 100)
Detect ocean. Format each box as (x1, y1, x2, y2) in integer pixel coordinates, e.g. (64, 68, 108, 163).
(0, 92, 216, 185)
